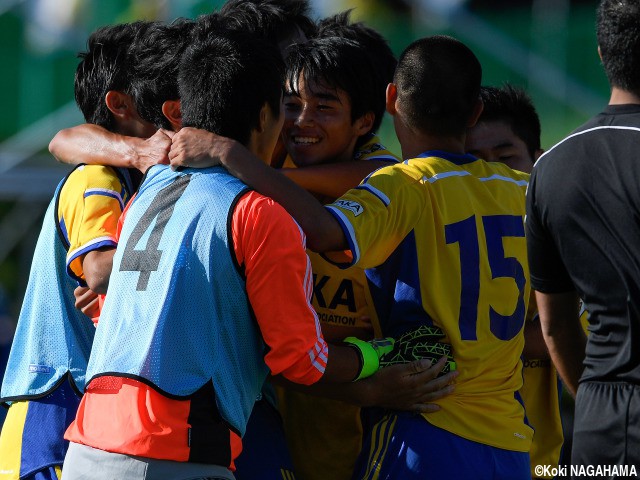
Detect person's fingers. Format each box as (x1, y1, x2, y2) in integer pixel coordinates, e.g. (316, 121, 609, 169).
(80, 297, 100, 318)
(160, 128, 175, 139)
(74, 286, 93, 308)
(412, 403, 441, 414)
(403, 356, 447, 380)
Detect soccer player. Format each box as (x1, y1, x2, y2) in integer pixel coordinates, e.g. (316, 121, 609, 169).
(168, 21, 455, 480)
(466, 84, 561, 479)
(60, 30, 433, 480)
(50, 13, 453, 480)
(169, 34, 533, 480)
(465, 85, 542, 173)
(527, 0, 640, 470)
(276, 36, 400, 480)
(0, 21, 157, 480)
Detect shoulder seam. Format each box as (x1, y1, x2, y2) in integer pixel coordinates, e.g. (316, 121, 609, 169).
(535, 125, 640, 167)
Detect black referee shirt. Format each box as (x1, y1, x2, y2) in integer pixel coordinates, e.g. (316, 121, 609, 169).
(526, 104, 640, 384)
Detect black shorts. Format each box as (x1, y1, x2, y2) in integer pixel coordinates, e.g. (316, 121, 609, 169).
(572, 381, 640, 477)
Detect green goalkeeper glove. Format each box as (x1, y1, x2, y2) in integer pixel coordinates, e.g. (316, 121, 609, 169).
(378, 326, 456, 377)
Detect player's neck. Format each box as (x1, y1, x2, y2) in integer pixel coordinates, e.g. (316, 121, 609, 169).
(399, 130, 466, 160)
(609, 87, 640, 106)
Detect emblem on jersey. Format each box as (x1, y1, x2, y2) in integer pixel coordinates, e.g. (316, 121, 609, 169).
(354, 143, 384, 160)
(334, 200, 363, 216)
(28, 364, 52, 374)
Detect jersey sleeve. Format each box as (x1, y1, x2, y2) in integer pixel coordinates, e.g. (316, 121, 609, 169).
(325, 165, 425, 269)
(231, 191, 327, 385)
(525, 166, 575, 293)
(58, 165, 127, 283)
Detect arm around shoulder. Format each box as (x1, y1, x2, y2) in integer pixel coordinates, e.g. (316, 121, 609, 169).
(50, 124, 170, 171)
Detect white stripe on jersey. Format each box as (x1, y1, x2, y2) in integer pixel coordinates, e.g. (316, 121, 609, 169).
(296, 218, 328, 374)
(535, 125, 640, 167)
(479, 174, 528, 186)
(356, 183, 391, 206)
(325, 206, 360, 266)
(66, 235, 117, 267)
(423, 170, 471, 183)
(309, 340, 328, 373)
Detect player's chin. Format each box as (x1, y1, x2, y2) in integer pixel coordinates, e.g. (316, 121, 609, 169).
(289, 149, 326, 168)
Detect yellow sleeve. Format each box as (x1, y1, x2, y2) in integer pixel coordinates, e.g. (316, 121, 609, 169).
(58, 165, 127, 282)
(325, 164, 426, 269)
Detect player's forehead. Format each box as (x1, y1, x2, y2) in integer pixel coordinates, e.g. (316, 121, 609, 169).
(285, 74, 349, 105)
(466, 120, 520, 151)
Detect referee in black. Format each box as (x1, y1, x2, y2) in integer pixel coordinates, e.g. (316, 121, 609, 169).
(526, 0, 640, 475)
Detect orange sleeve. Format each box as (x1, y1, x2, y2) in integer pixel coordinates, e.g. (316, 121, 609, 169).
(232, 191, 327, 386)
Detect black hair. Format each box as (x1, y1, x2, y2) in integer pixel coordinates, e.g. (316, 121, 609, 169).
(218, 0, 316, 51)
(597, 0, 640, 94)
(316, 10, 396, 133)
(128, 18, 195, 130)
(285, 37, 380, 135)
(74, 21, 151, 130)
(179, 30, 285, 146)
(479, 84, 541, 159)
(394, 35, 481, 136)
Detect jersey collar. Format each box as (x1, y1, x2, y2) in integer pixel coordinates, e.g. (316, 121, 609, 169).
(415, 150, 478, 166)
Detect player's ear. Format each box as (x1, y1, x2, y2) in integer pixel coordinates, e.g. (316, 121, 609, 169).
(105, 91, 133, 119)
(256, 102, 269, 133)
(162, 100, 182, 131)
(467, 98, 484, 128)
(385, 83, 398, 116)
(354, 111, 375, 136)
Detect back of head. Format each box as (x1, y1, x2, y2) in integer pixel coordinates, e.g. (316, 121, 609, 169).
(75, 21, 151, 130)
(597, 0, 640, 94)
(479, 84, 541, 159)
(286, 37, 381, 136)
(129, 18, 195, 130)
(218, 0, 316, 51)
(394, 35, 481, 137)
(316, 10, 396, 132)
(179, 30, 285, 146)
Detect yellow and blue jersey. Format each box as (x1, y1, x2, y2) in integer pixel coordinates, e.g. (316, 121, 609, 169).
(58, 165, 133, 284)
(306, 135, 397, 339)
(0, 164, 135, 480)
(277, 137, 398, 480)
(326, 150, 533, 452)
(521, 297, 591, 478)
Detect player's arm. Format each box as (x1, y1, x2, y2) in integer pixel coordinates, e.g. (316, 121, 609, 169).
(274, 356, 456, 413)
(234, 192, 376, 384)
(280, 159, 391, 199)
(49, 124, 172, 172)
(81, 248, 116, 294)
(521, 314, 549, 360)
(535, 290, 585, 396)
(170, 127, 347, 252)
(521, 291, 549, 359)
(526, 170, 584, 395)
(61, 166, 127, 293)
